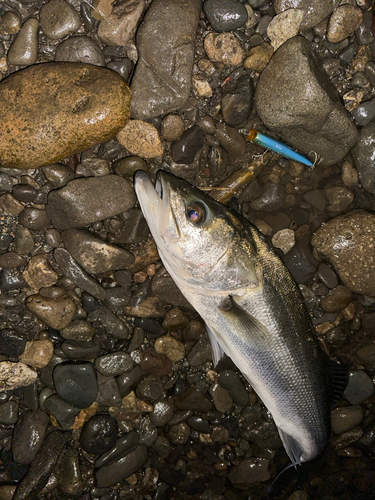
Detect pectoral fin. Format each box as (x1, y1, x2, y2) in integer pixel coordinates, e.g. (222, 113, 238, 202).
(218, 295, 269, 343)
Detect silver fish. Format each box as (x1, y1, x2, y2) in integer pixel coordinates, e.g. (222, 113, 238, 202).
(134, 170, 334, 466)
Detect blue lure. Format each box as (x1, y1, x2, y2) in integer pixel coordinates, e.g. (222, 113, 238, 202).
(247, 129, 314, 168)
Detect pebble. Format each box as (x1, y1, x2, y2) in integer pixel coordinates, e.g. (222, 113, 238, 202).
(88, 306, 131, 339)
(140, 346, 173, 377)
(352, 122, 375, 195)
(317, 263, 338, 289)
(255, 36, 358, 166)
(53, 362, 98, 409)
(55, 35, 105, 66)
(47, 175, 135, 229)
(14, 227, 34, 254)
(95, 431, 139, 468)
(275, 0, 338, 31)
(0, 193, 24, 216)
(244, 42, 274, 73)
(320, 285, 352, 313)
(218, 369, 249, 406)
(0, 63, 131, 169)
(341, 161, 359, 187)
(60, 320, 93, 341)
(42, 164, 74, 188)
(116, 366, 148, 398)
(331, 406, 364, 434)
(0, 401, 18, 425)
(326, 186, 354, 212)
(187, 334, 212, 366)
(214, 123, 246, 157)
(154, 335, 185, 363)
(168, 422, 190, 445)
(11, 410, 49, 465)
(192, 74, 212, 98)
(40, 0, 81, 39)
(75, 157, 110, 177)
(55, 448, 83, 497)
(22, 255, 58, 290)
(175, 386, 213, 412)
(0, 11, 21, 35)
(12, 183, 37, 203)
(272, 229, 295, 254)
(0, 252, 26, 269)
(80, 414, 118, 455)
(26, 293, 76, 330)
(117, 120, 163, 159)
(61, 228, 134, 274)
(351, 99, 375, 127)
(204, 32, 245, 66)
(95, 352, 133, 377)
(283, 241, 317, 284)
(95, 445, 148, 488)
(251, 182, 286, 212)
(203, 0, 248, 32)
(327, 5, 363, 43)
(267, 9, 303, 50)
(171, 125, 204, 164)
(43, 394, 80, 429)
(221, 71, 254, 126)
(19, 339, 54, 369)
(311, 211, 375, 295)
(98, 0, 145, 46)
(18, 208, 51, 230)
(131, 0, 201, 119)
(229, 457, 270, 485)
(0, 361, 37, 392)
(54, 248, 107, 301)
(0, 329, 26, 357)
(61, 340, 101, 360)
(356, 344, 375, 372)
(96, 373, 122, 406)
(113, 156, 149, 178)
(151, 400, 174, 426)
(7, 18, 39, 66)
(209, 383, 233, 413)
(344, 370, 374, 405)
(14, 431, 71, 500)
(161, 114, 185, 141)
(0, 172, 13, 192)
(136, 375, 164, 402)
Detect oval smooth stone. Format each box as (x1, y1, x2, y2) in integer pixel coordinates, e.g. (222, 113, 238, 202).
(0, 62, 131, 169)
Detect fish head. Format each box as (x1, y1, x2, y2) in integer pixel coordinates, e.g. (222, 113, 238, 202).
(134, 170, 258, 291)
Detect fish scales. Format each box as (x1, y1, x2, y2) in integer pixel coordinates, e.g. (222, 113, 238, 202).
(134, 169, 334, 466)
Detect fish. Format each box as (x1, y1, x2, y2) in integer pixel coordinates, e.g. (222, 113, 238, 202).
(134, 169, 346, 466)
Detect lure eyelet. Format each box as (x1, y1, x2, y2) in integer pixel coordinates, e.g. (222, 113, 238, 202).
(187, 203, 205, 224)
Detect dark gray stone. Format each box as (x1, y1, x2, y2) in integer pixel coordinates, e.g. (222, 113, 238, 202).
(282, 241, 317, 284)
(88, 307, 131, 339)
(53, 362, 98, 409)
(60, 340, 101, 360)
(221, 71, 254, 126)
(96, 373, 122, 407)
(352, 122, 375, 195)
(255, 37, 358, 166)
(43, 394, 81, 429)
(116, 366, 148, 398)
(250, 182, 286, 212)
(95, 431, 139, 468)
(171, 125, 204, 164)
(0, 329, 26, 357)
(218, 369, 249, 406)
(203, 0, 248, 32)
(80, 414, 118, 455)
(0, 400, 18, 425)
(55, 35, 105, 66)
(95, 352, 133, 377)
(131, 0, 201, 119)
(12, 410, 50, 465)
(95, 445, 148, 487)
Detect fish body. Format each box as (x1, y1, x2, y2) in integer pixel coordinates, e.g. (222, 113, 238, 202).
(134, 170, 332, 465)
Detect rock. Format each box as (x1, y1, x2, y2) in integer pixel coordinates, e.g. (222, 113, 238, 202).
(161, 114, 185, 141)
(221, 71, 254, 126)
(0, 194, 23, 216)
(204, 32, 245, 66)
(209, 383, 233, 413)
(327, 5, 363, 43)
(356, 344, 375, 372)
(0, 400, 18, 426)
(55, 448, 83, 497)
(331, 406, 364, 434)
(22, 255, 59, 291)
(12, 410, 50, 465)
(40, 0, 81, 39)
(14, 227, 34, 254)
(140, 347, 173, 377)
(53, 362, 98, 409)
(80, 414, 118, 455)
(171, 125, 204, 164)
(203, 0, 248, 32)
(95, 352, 133, 377)
(187, 334, 212, 367)
(0, 329, 26, 357)
(54, 248, 107, 301)
(7, 18, 39, 66)
(326, 186, 354, 212)
(283, 241, 317, 284)
(229, 457, 270, 486)
(131, 0, 201, 119)
(244, 43, 274, 73)
(95, 445, 148, 487)
(0, 63, 131, 169)
(88, 307, 131, 339)
(61, 228, 134, 274)
(43, 394, 80, 429)
(0, 361, 37, 391)
(154, 335, 185, 363)
(272, 229, 295, 254)
(341, 161, 359, 188)
(60, 320, 95, 341)
(255, 37, 358, 166)
(320, 285, 352, 313)
(98, 0, 145, 46)
(351, 97, 375, 127)
(192, 75, 212, 98)
(175, 386, 213, 412)
(274, 0, 340, 31)
(13, 431, 71, 500)
(75, 157, 110, 177)
(251, 183, 286, 212)
(47, 175, 135, 229)
(218, 370, 249, 406)
(55, 35, 105, 66)
(151, 400, 174, 426)
(344, 370, 374, 405)
(42, 164, 74, 188)
(311, 211, 375, 295)
(19, 340, 54, 369)
(267, 9, 303, 50)
(95, 431, 139, 468)
(151, 266, 192, 308)
(317, 263, 338, 289)
(117, 120, 163, 158)
(61, 340, 101, 360)
(0, 252, 26, 269)
(352, 122, 375, 195)
(18, 208, 50, 230)
(168, 422, 190, 445)
(96, 373, 122, 407)
(0, 11, 21, 36)
(26, 293, 76, 330)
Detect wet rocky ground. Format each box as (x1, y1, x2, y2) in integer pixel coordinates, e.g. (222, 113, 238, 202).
(1, 0, 375, 499)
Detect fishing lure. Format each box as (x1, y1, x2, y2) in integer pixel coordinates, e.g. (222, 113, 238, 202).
(247, 128, 314, 168)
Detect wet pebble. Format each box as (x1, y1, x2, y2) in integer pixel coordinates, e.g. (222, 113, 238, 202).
(331, 406, 364, 434)
(326, 186, 354, 212)
(151, 266, 192, 309)
(53, 362, 98, 409)
(140, 347, 173, 377)
(229, 457, 270, 485)
(218, 369, 249, 406)
(209, 383, 233, 413)
(161, 114, 185, 141)
(151, 400, 174, 426)
(95, 352, 133, 377)
(117, 120, 163, 159)
(116, 366, 148, 398)
(0, 11, 21, 35)
(95, 431, 139, 468)
(312, 211, 375, 295)
(341, 161, 359, 187)
(272, 228, 295, 254)
(42, 164, 74, 188)
(61, 340, 101, 360)
(351, 97, 375, 127)
(267, 9, 303, 50)
(0, 252, 26, 269)
(352, 122, 375, 195)
(204, 32, 245, 66)
(26, 293, 76, 330)
(12, 410, 49, 464)
(137, 375, 164, 402)
(76, 157, 110, 177)
(95, 445, 148, 488)
(154, 335, 185, 363)
(0, 361, 37, 392)
(320, 285, 352, 313)
(283, 241, 317, 284)
(40, 0, 81, 39)
(55, 35, 105, 66)
(60, 320, 94, 341)
(12, 183, 37, 203)
(23, 255, 58, 291)
(187, 334, 212, 367)
(244, 42, 274, 73)
(175, 386, 213, 412)
(97, 0, 145, 46)
(43, 394, 80, 429)
(96, 373, 122, 407)
(317, 263, 338, 289)
(18, 208, 50, 229)
(47, 175, 135, 229)
(344, 370, 374, 405)
(7, 18, 39, 66)
(80, 414, 118, 455)
(55, 448, 83, 497)
(14, 227, 34, 254)
(0, 401, 18, 425)
(251, 182, 286, 212)
(356, 344, 375, 372)
(113, 156, 149, 178)
(88, 307, 131, 339)
(0, 329, 26, 357)
(327, 5, 363, 43)
(168, 422, 190, 445)
(222, 71, 253, 126)
(171, 125, 204, 164)
(0, 172, 13, 192)
(0, 194, 24, 216)
(19, 339, 54, 369)
(203, 0, 248, 32)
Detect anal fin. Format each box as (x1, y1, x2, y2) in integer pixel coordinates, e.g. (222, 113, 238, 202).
(206, 325, 225, 366)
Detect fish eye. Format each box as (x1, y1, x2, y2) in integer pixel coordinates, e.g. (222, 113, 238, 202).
(187, 203, 205, 224)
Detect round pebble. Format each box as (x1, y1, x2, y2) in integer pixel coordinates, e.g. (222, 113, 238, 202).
(204, 32, 245, 66)
(12, 410, 49, 464)
(161, 114, 185, 141)
(53, 362, 98, 409)
(171, 125, 204, 164)
(26, 293, 76, 330)
(95, 352, 133, 377)
(80, 414, 118, 455)
(55, 36, 105, 66)
(40, 0, 81, 40)
(19, 339, 54, 369)
(331, 406, 364, 434)
(327, 5, 363, 44)
(203, 0, 248, 32)
(154, 335, 185, 363)
(7, 18, 39, 66)
(117, 120, 163, 159)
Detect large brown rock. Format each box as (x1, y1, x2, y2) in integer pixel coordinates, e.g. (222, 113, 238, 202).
(0, 63, 131, 169)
